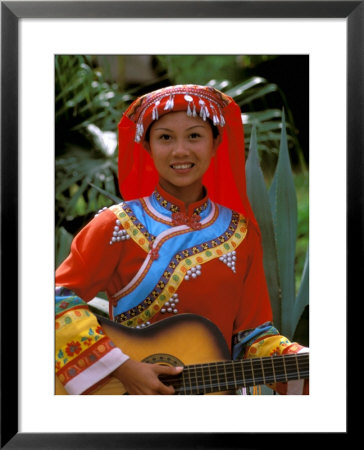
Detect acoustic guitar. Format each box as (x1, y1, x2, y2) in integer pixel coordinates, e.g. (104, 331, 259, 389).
(55, 313, 309, 395)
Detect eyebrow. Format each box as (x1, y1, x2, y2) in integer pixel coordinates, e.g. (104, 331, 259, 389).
(152, 125, 206, 132)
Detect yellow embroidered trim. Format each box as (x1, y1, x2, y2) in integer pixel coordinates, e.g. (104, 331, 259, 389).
(246, 335, 292, 358)
(112, 226, 197, 302)
(110, 201, 220, 255)
(109, 202, 219, 303)
(55, 312, 104, 369)
(55, 307, 91, 332)
(120, 215, 248, 327)
(110, 204, 151, 253)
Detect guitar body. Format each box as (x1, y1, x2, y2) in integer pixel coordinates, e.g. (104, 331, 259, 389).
(55, 314, 232, 395)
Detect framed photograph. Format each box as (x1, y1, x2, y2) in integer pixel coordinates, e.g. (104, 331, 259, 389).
(2, 1, 359, 447)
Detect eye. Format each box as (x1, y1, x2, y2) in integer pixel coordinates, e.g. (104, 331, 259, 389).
(189, 132, 201, 139)
(158, 133, 172, 141)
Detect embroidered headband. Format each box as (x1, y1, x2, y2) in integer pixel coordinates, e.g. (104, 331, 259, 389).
(124, 84, 230, 143)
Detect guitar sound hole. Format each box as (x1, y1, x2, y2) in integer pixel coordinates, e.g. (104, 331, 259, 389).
(142, 353, 184, 367)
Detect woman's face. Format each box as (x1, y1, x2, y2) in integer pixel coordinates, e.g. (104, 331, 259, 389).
(143, 111, 221, 198)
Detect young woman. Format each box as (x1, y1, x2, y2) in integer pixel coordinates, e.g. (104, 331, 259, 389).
(56, 85, 308, 395)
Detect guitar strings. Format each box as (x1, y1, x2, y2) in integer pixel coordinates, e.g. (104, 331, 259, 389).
(160, 356, 309, 380)
(178, 375, 310, 394)
(159, 355, 309, 394)
(186, 353, 309, 370)
(160, 361, 310, 383)
(162, 367, 310, 385)
(162, 372, 310, 393)
(167, 371, 310, 394)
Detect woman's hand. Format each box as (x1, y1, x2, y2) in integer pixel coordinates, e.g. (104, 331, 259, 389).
(112, 358, 184, 395)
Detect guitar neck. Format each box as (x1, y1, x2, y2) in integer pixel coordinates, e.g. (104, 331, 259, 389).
(161, 353, 309, 395)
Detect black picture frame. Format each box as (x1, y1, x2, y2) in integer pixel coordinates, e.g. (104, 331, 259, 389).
(1, 1, 358, 447)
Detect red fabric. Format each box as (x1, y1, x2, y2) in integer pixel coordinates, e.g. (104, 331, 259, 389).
(117, 85, 257, 225)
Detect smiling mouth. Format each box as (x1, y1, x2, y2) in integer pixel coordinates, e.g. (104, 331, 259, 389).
(170, 163, 195, 170)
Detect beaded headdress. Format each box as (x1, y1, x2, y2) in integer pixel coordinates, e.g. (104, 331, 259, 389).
(118, 84, 257, 223)
(125, 84, 229, 143)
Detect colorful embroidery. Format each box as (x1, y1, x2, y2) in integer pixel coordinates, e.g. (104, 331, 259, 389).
(111, 208, 239, 305)
(245, 335, 290, 359)
(140, 197, 172, 225)
(56, 307, 91, 331)
(56, 296, 90, 318)
(55, 291, 111, 377)
(109, 201, 219, 304)
(56, 336, 116, 386)
(110, 225, 201, 304)
(56, 321, 106, 367)
(153, 190, 208, 216)
(110, 203, 155, 253)
(114, 212, 248, 327)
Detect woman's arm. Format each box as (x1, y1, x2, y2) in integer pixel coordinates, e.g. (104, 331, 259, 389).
(233, 323, 309, 395)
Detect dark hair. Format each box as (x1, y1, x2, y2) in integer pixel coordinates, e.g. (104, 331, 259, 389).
(144, 116, 219, 143)
(208, 118, 220, 139)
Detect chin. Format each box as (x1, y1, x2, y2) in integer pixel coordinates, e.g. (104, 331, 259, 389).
(161, 176, 202, 192)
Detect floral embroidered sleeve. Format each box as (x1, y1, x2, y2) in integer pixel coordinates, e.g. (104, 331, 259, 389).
(232, 323, 309, 395)
(55, 287, 129, 395)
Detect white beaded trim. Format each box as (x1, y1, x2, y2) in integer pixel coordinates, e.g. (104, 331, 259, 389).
(94, 206, 109, 217)
(219, 250, 237, 273)
(135, 321, 151, 329)
(109, 219, 131, 245)
(184, 265, 202, 281)
(134, 87, 226, 143)
(160, 293, 180, 315)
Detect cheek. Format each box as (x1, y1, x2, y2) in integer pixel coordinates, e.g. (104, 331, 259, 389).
(199, 144, 217, 165)
(150, 147, 169, 169)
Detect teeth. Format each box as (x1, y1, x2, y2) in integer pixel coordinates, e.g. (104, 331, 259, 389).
(172, 164, 193, 169)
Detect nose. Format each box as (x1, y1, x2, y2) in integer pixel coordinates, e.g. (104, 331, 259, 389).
(172, 139, 189, 157)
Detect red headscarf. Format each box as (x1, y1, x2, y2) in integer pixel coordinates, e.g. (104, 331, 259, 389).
(118, 84, 257, 224)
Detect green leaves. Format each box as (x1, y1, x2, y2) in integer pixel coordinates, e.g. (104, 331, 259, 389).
(269, 110, 298, 337)
(55, 227, 73, 268)
(246, 112, 308, 339)
(55, 55, 126, 238)
(245, 126, 281, 329)
(55, 55, 127, 133)
(293, 249, 309, 331)
(56, 148, 119, 225)
(222, 77, 300, 159)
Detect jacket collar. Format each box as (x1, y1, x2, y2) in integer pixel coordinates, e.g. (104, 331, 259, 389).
(153, 183, 209, 217)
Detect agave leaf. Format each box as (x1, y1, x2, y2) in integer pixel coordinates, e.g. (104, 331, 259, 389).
(245, 126, 282, 330)
(292, 249, 309, 332)
(268, 110, 298, 338)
